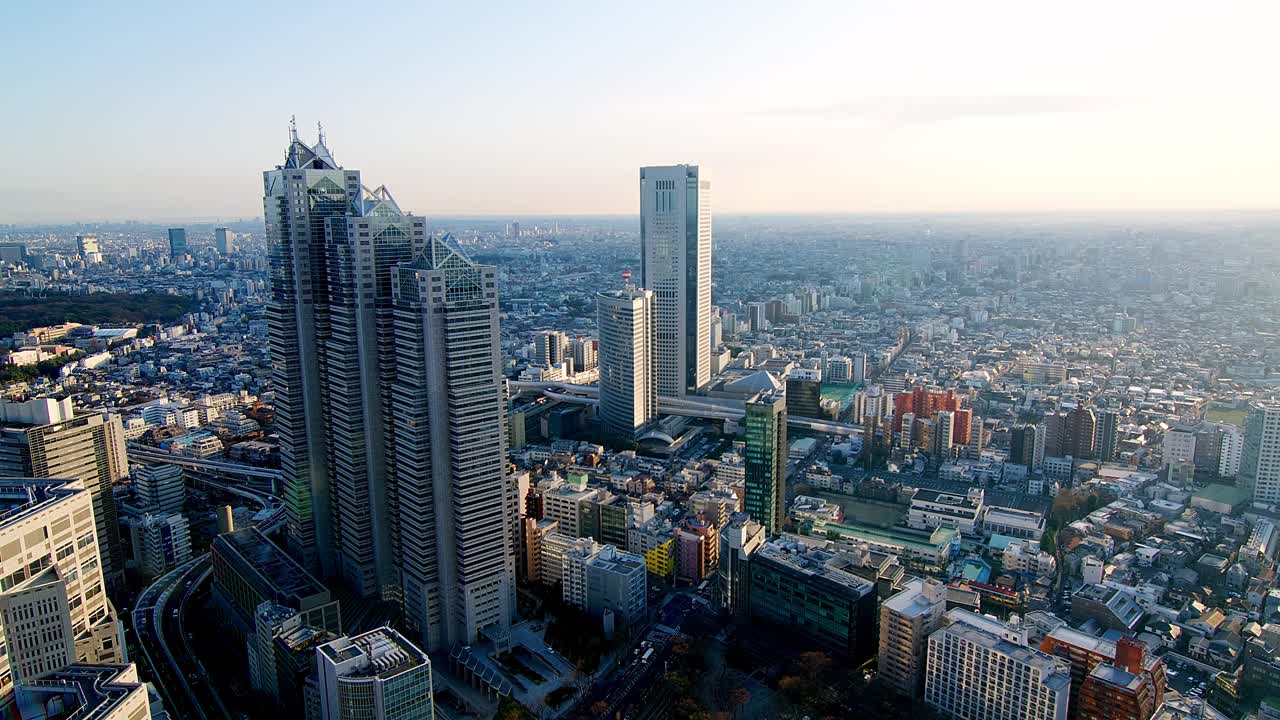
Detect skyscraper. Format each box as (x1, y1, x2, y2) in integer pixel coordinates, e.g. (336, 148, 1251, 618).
(0, 397, 127, 589)
(167, 227, 188, 257)
(1010, 424, 1038, 466)
(323, 184, 424, 598)
(1240, 401, 1280, 504)
(743, 391, 787, 534)
(639, 164, 711, 398)
(214, 227, 234, 255)
(1098, 410, 1120, 463)
(597, 281, 657, 437)
(391, 236, 517, 651)
(76, 234, 100, 257)
(264, 126, 361, 576)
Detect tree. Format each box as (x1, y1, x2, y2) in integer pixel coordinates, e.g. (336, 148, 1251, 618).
(1040, 528, 1057, 554)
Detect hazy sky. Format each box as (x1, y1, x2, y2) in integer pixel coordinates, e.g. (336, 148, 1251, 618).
(3, 1, 1278, 223)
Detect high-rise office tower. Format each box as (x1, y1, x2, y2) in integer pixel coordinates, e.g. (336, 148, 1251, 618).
(391, 236, 517, 651)
(785, 368, 823, 419)
(597, 282, 657, 437)
(1067, 406, 1097, 459)
(743, 391, 787, 534)
(323, 184, 425, 598)
(167, 227, 188, 257)
(133, 463, 184, 515)
(0, 477, 123, 700)
(639, 165, 711, 397)
(214, 227, 235, 255)
(264, 126, 361, 576)
(1240, 401, 1280, 504)
(317, 627, 434, 720)
(0, 398, 126, 588)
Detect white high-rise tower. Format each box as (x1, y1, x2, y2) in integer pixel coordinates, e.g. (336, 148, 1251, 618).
(640, 165, 711, 397)
(597, 271, 656, 437)
(391, 236, 518, 651)
(1240, 401, 1280, 504)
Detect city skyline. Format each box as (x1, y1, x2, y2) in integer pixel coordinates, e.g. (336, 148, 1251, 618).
(5, 2, 1280, 223)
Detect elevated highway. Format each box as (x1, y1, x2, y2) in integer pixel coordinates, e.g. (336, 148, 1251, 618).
(509, 380, 863, 435)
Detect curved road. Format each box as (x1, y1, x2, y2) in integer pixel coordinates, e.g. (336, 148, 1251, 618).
(130, 473, 283, 720)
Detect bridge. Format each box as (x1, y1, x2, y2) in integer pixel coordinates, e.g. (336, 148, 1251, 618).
(509, 380, 863, 435)
(127, 443, 282, 490)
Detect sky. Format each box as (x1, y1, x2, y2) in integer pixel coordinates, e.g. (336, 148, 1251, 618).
(2, 1, 1279, 223)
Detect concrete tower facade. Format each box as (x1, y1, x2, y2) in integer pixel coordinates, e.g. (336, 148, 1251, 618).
(391, 236, 518, 651)
(322, 185, 425, 598)
(1240, 401, 1280, 504)
(264, 127, 360, 577)
(596, 282, 657, 437)
(639, 165, 711, 397)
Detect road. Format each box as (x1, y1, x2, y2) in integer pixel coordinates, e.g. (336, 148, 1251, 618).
(128, 474, 284, 719)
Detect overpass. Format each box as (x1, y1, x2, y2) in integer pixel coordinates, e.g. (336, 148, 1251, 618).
(509, 380, 863, 435)
(127, 443, 282, 490)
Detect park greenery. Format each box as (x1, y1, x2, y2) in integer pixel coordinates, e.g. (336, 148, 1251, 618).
(0, 291, 193, 337)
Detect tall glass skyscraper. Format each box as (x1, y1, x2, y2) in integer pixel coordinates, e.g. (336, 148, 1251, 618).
(167, 227, 188, 257)
(743, 391, 787, 534)
(391, 236, 517, 651)
(639, 165, 711, 398)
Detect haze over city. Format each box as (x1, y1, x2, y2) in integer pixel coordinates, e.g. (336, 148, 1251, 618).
(3, 4, 1280, 720)
(4, 1, 1280, 223)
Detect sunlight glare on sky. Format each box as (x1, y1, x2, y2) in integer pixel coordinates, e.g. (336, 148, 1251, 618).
(2, 0, 1278, 222)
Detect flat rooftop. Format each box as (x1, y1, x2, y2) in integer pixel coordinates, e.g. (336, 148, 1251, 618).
(321, 627, 428, 680)
(214, 527, 329, 604)
(14, 664, 144, 720)
(0, 477, 83, 529)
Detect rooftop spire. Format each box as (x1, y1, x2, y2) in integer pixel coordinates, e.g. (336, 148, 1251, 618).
(317, 120, 326, 147)
(289, 115, 299, 143)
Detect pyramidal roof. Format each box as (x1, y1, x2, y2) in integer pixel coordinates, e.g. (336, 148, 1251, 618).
(282, 120, 339, 170)
(726, 370, 783, 393)
(405, 234, 474, 271)
(353, 185, 401, 216)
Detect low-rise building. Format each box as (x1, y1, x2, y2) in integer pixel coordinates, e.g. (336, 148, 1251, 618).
(908, 488, 985, 536)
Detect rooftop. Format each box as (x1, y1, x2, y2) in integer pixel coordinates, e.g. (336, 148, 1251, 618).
(14, 664, 145, 720)
(319, 627, 428, 681)
(0, 477, 84, 529)
(213, 528, 329, 607)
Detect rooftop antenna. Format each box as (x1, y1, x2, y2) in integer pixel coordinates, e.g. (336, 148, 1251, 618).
(289, 115, 299, 143)
(317, 120, 326, 146)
